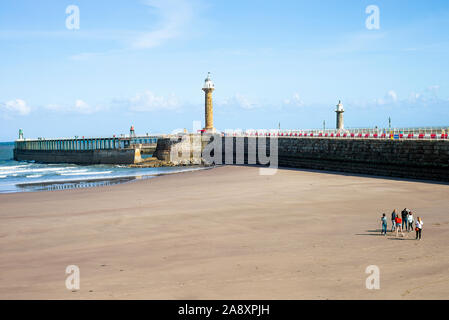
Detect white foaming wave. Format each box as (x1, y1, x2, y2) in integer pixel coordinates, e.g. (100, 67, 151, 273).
(0, 175, 6, 178)
(60, 171, 113, 176)
(0, 164, 32, 171)
(56, 169, 89, 175)
(26, 174, 43, 178)
(0, 167, 74, 175)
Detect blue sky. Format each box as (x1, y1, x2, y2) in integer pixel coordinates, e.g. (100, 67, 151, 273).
(1, 0, 449, 141)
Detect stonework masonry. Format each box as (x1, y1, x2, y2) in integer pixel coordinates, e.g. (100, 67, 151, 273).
(154, 136, 449, 182)
(204, 89, 214, 130)
(13, 148, 140, 165)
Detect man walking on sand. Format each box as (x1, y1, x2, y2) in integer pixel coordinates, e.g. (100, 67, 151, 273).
(401, 208, 408, 231)
(391, 209, 397, 232)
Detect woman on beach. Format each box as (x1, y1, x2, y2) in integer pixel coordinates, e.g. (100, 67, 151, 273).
(415, 217, 423, 240)
(381, 213, 388, 236)
(407, 211, 414, 232)
(395, 214, 404, 237)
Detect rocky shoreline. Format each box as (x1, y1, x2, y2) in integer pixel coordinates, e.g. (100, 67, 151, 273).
(128, 157, 208, 168)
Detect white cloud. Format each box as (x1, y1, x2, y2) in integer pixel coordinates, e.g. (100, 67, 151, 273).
(428, 85, 440, 92)
(68, 0, 197, 60)
(132, 0, 194, 49)
(0, 99, 31, 115)
(408, 92, 421, 103)
(74, 99, 93, 113)
(126, 90, 180, 111)
(44, 99, 101, 114)
(387, 90, 398, 102)
(376, 90, 398, 105)
(219, 93, 258, 109)
(284, 93, 304, 106)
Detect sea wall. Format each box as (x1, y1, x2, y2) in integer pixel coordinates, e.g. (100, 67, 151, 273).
(13, 148, 140, 165)
(265, 137, 449, 181)
(155, 135, 449, 182)
(153, 134, 203, 165)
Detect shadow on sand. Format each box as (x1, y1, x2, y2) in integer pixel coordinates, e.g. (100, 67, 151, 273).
(387, 237, 416, 241)
(356, 230, 416, 240)
(237, 164, 449, 186)
(355, 229, 385, 236)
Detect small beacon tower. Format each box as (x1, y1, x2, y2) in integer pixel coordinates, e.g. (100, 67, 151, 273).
(335, 100, 344, 130)
(202, 72, 215, 132)
(130, 125, 136, 137)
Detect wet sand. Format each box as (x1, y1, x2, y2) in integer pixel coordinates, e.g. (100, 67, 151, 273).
(1, 165, 448, 299)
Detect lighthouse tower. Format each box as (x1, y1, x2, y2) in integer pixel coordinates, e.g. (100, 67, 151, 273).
(335, 100, 344, 130)
(202, 72, 215, 132)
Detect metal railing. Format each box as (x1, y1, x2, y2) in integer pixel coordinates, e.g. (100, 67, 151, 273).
(220, 127, 449, 140)
(14, 135, 160, 151)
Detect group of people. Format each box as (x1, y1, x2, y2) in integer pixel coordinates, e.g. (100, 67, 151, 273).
(380, 208, 423, 240)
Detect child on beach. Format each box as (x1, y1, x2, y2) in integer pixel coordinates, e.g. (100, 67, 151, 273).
(415, 217, 423, 240)
(381, 213, 388, 236)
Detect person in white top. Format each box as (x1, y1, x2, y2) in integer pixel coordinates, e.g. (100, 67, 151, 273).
(415, 217, 423, 240)
(407, 211, 414, 232)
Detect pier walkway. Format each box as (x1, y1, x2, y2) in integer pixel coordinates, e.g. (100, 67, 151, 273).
(14, 135, 158, 151)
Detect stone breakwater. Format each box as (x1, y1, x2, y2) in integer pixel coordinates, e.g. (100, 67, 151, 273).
(275, 138, 449, 181)
(153, 135, 449, 182)
(13, 148, 139, 165)
(153, 134, 205, 166)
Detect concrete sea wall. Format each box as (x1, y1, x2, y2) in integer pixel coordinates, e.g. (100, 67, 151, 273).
(153, 135, 204, 165)
(13, 148, 140, 165)
(155, 135, 449, 182)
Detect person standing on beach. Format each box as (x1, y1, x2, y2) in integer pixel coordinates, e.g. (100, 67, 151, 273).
(401, 208, 408, 231)
(395, 214, 404, 237)
(407, 211, 414, 232)
(381, 213, 388, 236)
(415, 217, 423, 240)
(391, 209, 397, 232)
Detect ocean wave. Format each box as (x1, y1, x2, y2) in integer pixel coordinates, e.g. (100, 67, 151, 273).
(60, 171, 113, 176)
(0, 175, 6, 178)
(0, 164, 32, 171)
(26, 174, 43, 178)
(0, 167, 76, 175)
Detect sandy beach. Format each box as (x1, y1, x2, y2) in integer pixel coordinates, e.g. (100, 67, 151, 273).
(1, 165, 448, 299)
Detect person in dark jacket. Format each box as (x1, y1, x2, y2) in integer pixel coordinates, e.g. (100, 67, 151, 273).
(401, 208, 408, 231)
(381, 213, 388, 236)
(391, 209, 397, 232)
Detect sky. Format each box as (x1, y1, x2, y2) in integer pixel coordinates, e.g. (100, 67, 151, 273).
(1, 0, 449, 141)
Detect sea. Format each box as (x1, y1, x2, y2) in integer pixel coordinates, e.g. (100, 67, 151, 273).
(0, 142, 204, 193)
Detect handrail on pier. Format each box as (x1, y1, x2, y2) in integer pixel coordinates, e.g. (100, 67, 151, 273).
(14, 135, 159, 151)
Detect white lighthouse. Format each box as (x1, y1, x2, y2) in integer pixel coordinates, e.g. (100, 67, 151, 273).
(336, 100, 344, 130)
(202, 72, 215, 132)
